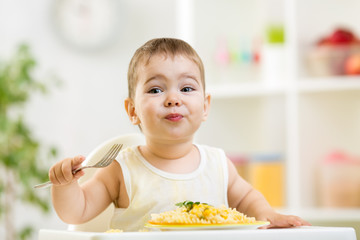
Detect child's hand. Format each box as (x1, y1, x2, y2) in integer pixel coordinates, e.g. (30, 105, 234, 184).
(259, 212, 311, 229)
(49, 155, 86, 186)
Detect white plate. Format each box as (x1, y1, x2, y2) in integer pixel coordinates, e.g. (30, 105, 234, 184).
(145, 221, 270, 231)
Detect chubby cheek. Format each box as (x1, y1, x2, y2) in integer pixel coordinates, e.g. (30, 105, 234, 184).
(135, 99, 158, 124)
(191, 99, 207, 119)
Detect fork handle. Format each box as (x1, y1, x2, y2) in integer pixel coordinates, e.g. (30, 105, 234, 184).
(33, 181, 53, 189)
(72, 165, 89, 174)
(34, 166, 85, 189)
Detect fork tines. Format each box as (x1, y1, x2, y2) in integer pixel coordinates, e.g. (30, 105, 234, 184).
(98, 143, 123, 166)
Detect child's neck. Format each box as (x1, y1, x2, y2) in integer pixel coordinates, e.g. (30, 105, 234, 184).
(139, 138, 200, 173)
(144, 138, 194, 159)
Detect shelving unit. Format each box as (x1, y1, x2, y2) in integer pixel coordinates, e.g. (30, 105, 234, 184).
(177, 0, 360, 230)
(207, 82, 286, 98)
(299, 76, 360, 92)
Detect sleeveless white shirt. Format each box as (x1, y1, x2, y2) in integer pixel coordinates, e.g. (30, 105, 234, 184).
(110, 144, 229, 231)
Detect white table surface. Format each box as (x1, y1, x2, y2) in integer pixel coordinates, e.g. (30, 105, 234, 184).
(39, 226, 357, 240)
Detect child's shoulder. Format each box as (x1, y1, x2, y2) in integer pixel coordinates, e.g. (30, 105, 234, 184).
(196, 143, 224, 151)
(195, 144, 227, 158)
(115, 145, 140, 161)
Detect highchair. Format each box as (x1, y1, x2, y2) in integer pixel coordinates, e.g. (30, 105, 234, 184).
(67, 133, 145, 232)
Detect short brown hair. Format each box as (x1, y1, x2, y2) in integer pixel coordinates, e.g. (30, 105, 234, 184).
(127, 38, 205, 99)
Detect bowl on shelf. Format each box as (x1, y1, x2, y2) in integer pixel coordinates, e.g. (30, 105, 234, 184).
(305, 27, 360, 77)
(306, 45, 360, 77)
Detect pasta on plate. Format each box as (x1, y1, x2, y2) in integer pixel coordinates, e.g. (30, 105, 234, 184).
(148, 201, 256, 225)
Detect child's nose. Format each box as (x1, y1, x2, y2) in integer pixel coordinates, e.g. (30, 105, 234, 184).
(165, 92, 181, 107)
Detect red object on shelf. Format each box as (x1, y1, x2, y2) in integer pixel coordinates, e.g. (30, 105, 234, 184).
(323, 150, 360, 165)
(317, 28, 360, 46)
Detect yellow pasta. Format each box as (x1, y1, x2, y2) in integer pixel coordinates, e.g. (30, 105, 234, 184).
(149, 201, 256, 225)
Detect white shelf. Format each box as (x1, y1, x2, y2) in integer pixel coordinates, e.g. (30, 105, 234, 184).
(207, 82, 286, 98)
(208, 76, 360, 98)
(299, 76, 360, 93)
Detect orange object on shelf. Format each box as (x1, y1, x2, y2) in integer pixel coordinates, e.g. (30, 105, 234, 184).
(248, 153, 284, 207)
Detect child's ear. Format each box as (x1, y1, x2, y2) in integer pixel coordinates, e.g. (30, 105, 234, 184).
(124, 98, 140, 125)
(202, 93, 211, 121)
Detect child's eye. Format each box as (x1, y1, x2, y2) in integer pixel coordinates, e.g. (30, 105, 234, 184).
(148, 88, 162, 94)
(181, 87, 194, 92)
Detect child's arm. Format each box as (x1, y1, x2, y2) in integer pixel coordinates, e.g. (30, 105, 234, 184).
(50, 155, 119, 224)
(226, 159, 310, 228)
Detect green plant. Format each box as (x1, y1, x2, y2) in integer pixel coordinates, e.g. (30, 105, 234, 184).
(0, 44, 57, 240)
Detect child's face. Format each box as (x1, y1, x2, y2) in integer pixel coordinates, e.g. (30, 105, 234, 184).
(125, 54, 210, 142)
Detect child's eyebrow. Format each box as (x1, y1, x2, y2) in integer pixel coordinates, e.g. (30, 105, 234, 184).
(183, 73, 198, 80)
(181, 73, 201, 85)
(143, 73, 201, 86)
(144, 74, 164, 85)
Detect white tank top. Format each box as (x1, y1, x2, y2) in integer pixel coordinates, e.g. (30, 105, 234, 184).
(110, 144, 229, 231)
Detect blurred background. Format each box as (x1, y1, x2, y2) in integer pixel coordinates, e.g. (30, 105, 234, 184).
(0, 0, 359, 239)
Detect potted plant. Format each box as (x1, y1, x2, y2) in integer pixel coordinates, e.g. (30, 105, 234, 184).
(0, 44, 57, 240)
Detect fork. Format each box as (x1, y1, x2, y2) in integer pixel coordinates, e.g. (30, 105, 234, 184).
(34, 143, 123, 189)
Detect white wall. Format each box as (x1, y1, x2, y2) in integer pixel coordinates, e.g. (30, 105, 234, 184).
(0, 0, 176, 238)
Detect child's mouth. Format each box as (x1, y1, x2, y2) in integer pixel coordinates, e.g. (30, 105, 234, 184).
(165, 113, 183, 122)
